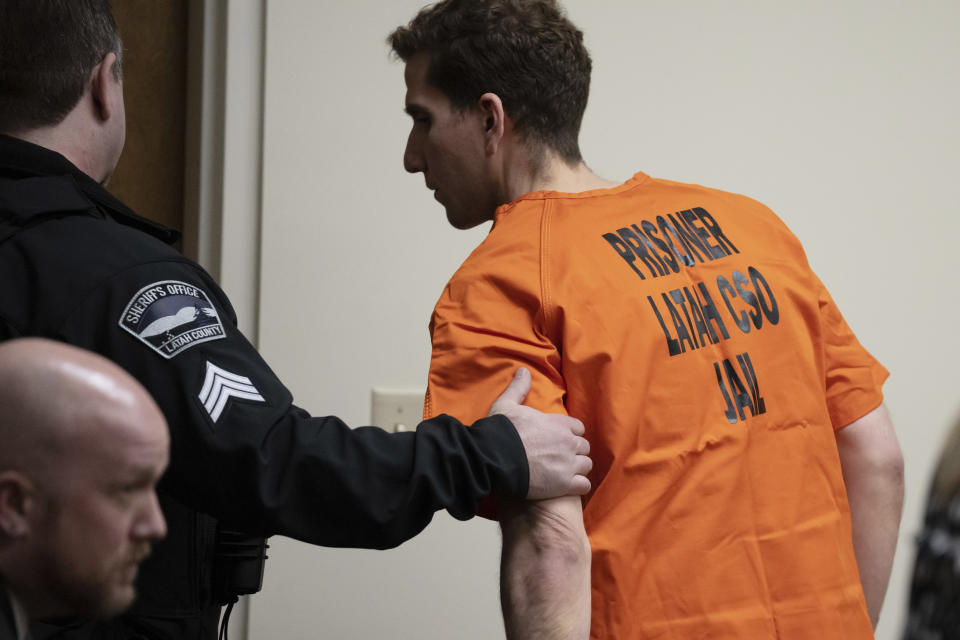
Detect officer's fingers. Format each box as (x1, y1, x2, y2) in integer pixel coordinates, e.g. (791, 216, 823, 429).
(569, 474, 591, 496)
(568, 417, 585, 437)
(488, 367, 531, 416)
(576, 454, 593, 476)
(575, 435, 590, 456)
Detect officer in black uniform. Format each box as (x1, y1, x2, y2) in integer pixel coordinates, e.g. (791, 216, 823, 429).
(0, 2, 593, 638)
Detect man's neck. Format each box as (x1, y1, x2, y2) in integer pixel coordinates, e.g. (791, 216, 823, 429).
(501, 151, 618, 204)
(4, 109, 105, 183)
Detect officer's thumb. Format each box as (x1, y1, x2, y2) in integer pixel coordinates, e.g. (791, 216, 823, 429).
(488, 368, 531, 416)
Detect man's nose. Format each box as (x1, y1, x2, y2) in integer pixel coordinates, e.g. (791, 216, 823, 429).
(403, 134, 423, 174)
(133, 491, 167, 542)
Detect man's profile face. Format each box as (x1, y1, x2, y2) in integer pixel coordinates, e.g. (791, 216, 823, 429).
(402, 53, 499, 229)
(32, 403, 168, 618)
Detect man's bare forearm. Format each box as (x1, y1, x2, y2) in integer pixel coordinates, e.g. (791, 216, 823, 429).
(836, 404, 904, 628)
(500, 496, 591, 640)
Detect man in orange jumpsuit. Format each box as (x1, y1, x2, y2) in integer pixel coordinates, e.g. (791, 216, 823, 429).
(390, 1, 905, 638)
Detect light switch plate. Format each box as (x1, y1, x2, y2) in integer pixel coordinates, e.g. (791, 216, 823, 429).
(371, 387, 426, 433)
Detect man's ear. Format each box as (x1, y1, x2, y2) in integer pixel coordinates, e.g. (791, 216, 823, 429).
(478, 92, 506, 155)
(0, 471, 33, 538)
(91, 52, 121, 122)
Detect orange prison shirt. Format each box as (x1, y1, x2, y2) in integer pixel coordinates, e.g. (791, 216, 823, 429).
(424, 173, 887, 639)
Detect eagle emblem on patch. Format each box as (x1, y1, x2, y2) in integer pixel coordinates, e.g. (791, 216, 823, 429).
(119, 280, 226, 359)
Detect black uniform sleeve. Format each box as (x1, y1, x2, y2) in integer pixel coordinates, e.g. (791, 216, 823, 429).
(0, 315, 20, 340)
(50, 255, 529, 549)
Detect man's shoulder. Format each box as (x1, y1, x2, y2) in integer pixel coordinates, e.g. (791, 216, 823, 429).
(431, 217, 544, 321)
(8, 213, 186, 269)
(538, 173, 804, 260)
(448, 218, 542, 295)
(553, 173, 779, 220)
(0, 214, 213, 337)
(641, 175, 795, 231)
(644, 175, 760, 200)
(2, 213, 198, 299)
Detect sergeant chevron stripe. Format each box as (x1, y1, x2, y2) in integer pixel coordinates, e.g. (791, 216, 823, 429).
(198, 361, 265, 422)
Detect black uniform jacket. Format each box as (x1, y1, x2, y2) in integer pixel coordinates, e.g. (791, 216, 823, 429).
(0, 135, 528, 639)
(0, 589, 18, 640)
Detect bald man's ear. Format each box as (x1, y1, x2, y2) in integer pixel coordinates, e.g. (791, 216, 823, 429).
(0, 472, 33, 538)
(478, 92, 506, 156)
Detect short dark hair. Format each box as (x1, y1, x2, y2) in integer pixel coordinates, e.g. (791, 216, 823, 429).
(0, 0, 122, 133)
(389, 0, 591, 163)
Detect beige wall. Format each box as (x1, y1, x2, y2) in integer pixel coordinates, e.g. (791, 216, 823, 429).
(243, 1, 960, 638)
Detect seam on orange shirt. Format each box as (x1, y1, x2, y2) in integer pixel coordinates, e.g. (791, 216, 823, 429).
(539, 199, 555, 340)
(423, 385, 433, 419)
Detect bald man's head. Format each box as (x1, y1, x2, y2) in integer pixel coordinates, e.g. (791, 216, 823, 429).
(0, 339, 159, 477)
(0, 338, 168, 620)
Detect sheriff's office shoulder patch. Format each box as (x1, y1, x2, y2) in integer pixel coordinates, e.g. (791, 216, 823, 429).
(119, 280, 227, 359)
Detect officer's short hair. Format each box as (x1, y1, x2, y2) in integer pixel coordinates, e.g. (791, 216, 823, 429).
(388, 0, 592, 165)
(0, 0, 122, 134)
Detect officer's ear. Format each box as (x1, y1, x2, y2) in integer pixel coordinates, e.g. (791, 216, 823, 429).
(0, 471, 34, 539)
(90, 52, 123, 123)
